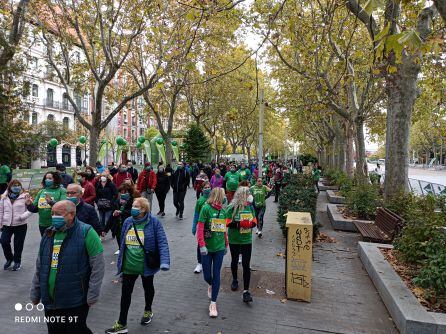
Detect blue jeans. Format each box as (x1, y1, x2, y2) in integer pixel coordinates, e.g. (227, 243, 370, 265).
(201, 250, 225, 302)
(99, 210, 113, 229)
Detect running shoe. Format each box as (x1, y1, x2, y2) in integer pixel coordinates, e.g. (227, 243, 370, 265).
(231, 279, 239, 291)
(105, 321, 128, 334)
(179, 214, 183, 220)
(238, 254, 242, 264)
(140, 310, 153, 325)
(3, 260, 12, 270)
(194, 263, 202, 273)
(12, 262, 21, 271)
(258, 231, 263, 239)
(114, 249, 120, 255)
(209, 302, 218, 318)
(243, 291, 253, 303)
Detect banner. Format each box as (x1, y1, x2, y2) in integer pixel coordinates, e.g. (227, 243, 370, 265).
(144, 141, 152, 164)
(116, 146, 123, 164)
(156, 142, 166, 163)
(171, 144, 180, 162)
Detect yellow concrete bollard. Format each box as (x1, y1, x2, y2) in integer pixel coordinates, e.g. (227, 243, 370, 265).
(285, 211, 312, 302)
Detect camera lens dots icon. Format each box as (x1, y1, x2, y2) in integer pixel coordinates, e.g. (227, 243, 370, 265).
(15, 303, 23, 311)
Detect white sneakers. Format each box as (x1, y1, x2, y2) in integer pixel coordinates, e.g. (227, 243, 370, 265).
(114, 249, 120, 255)
(194, 263, 202, 274)
(209, 302, 218, 318)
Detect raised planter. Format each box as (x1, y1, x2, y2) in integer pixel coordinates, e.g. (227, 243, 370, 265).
(318, 181, 338, 191)
(326, 190, 346, 204)
(326, 204, 372, 232)
(359, 242, 446, 334)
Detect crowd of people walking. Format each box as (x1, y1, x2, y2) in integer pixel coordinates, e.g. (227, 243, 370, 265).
(0, 158, 293, 333)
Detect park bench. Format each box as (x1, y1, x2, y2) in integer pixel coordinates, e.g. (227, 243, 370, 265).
(353, 207, 404, 244)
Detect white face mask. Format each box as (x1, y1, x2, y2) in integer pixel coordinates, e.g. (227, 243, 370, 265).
(100, 176, 107, 182)
(247, 195, 253, 203)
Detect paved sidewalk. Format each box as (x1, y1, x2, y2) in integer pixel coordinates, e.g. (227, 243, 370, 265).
(0, 189, 397, 333)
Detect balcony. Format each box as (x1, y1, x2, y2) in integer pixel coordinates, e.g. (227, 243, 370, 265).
(42, 99, 87, 113)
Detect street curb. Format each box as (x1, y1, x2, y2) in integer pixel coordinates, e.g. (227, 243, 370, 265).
(358, 242, 446, 334)
(326, 190, 346, 204)
(326, 204, 371, 232)
(318, 181, 338, 191)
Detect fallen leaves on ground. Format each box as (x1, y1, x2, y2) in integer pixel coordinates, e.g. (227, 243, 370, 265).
(280, 298, 287, 303)
(316, 232, 337, 243)
(276, 252, 286, 258)
(266, 289, 276, 295)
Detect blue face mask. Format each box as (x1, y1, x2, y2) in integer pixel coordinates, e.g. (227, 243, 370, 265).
(67, 197, 79, 205)
(131, 208, 141, 217)
(121, 193, 130, 200)
(11, 186, 21, 194)
(51, 215, 66, 230)
(202, 188, 211, 197)
(45, 179, 54, 188)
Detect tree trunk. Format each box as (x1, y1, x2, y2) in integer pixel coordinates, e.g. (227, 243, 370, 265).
(247, 145, 251, 161)
(384, 57, 420, 200)
(231, 144, 237, 154)
(89, 126, 100, 166)
(345, 124, 354, 177)
(354, 116, 368, 182)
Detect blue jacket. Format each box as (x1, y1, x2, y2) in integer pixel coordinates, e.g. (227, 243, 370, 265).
(117, 214, 170, 276)
(39, 219, 91, 310)
(76, 200, 102, 234)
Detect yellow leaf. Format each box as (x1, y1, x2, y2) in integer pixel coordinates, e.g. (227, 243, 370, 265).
(387, 66, 398, 74)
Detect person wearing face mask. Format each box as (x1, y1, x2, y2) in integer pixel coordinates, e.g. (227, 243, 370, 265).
(224, 165, 241, 203)
(192, 181, 211, 274)
(105, 184, 137, 254)
(26, 172, 67, 236)
(95, 173, 118, 230)
(194, 169, 209, 199)
(210, 168, 224, 189)
(77, 172, 96, 206)
(226, 187, 257, 303)
(113, 164, 132, 188)
(170, 162, 190, 220)
(137, 162, 157, 212)
(30, 200, 104, 334)
(0, 180, 33, 271)
(55, 164, 74, 188)
(250, 177, 272, 239)
(66, 184, 103, 236)
(154, 165, 170, 216)
(106, 198, 170, 334)
(197, 187, 229, 318)
(127, 161, 139, 183)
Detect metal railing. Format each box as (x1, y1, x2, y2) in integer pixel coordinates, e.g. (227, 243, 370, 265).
(379, 173, 446, 196)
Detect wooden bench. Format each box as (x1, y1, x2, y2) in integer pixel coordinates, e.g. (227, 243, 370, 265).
(353, 207, 404, 243)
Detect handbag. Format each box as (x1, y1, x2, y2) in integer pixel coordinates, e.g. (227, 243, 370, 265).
(97, 198, 112, 210)
(132, 221, 161, 269)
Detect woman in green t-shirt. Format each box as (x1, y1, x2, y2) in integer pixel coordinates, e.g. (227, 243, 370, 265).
(227, 186, 257, 303)
(196, 187, 228, 318)
(25, 172, 66, 236)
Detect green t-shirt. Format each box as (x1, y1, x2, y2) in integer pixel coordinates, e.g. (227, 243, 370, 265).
(312, 168, 321, 181)
(33, 187, 67, 227)
(122, 220, 146, 275)
(0, 165, 10, 184)
(224, 171, 241, 192)
(194, 196, 208, 214)
(198, 203, 227, 252)
(250, 184, 270, 207)
(48, 227, 103, 300)
(227, 205, 255, 245)
(238, 168, 251, 181)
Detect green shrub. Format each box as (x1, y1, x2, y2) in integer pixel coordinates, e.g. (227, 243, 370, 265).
(277, 173, 319, 239)
(369, 172, 381, 185)
(345, 183, 381, 220)
(393, 195, 446, 305)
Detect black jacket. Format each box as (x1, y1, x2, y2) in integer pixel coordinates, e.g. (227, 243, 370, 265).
(95, 180, 118, 205)
(128, 167, 138, 183)
(76, 200, 102, 234)
(170, 168, 190, 192)
(60, 173, 74, 188)
(155, 172, 170, 194)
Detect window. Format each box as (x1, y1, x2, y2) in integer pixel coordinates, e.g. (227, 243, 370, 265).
(75, 94, 82, 109)
(139, 128, 144, 136)
(32, 112, 38, 125)
(74, 51, 80, 63)
(123, 128, 127, 138)
(131, 129, 135, 141)
(63, 117, 69, 129)
(123, 112, 128, 124)
(29, 57, 38, 70)
(23, 81, 30, 97)
(131, 116, 136, 126)
(62, 92, 69, 110)
(32, 84, 39, 97)
(47, 114, 55, 122)
(46, 88, 54, 107)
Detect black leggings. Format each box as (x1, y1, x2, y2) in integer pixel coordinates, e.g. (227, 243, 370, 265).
(229, 243, 252, 291)
(119, 274, 154, 326)
(155, 190, 167, 213)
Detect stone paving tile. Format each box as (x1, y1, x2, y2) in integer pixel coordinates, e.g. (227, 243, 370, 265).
(0, 188, 398, 333)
